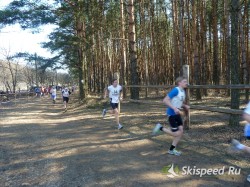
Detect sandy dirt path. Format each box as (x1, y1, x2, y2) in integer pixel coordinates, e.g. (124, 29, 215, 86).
(0, 95, 249, 187)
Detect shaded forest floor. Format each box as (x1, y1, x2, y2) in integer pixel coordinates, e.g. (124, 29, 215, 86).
(0, 93, 250, 187)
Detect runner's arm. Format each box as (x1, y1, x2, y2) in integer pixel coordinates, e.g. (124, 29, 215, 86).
(163, 95, 181, 114)
(243, 113, 250, 124)
(182, 103, 190, 110)
(120, 87, 123, 100)
(104, 88, 108, 99)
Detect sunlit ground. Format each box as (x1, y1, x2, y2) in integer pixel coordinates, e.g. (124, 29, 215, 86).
(0, 95, 249, 186)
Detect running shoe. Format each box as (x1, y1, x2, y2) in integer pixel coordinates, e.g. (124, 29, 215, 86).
(152, 123, 162, 135)
(118, 124, 123, 130)
(168, 149, 181, 156)
(231, 139, 241, 151)
(247, 174, 250, 182)
(102, 109, 107, 117)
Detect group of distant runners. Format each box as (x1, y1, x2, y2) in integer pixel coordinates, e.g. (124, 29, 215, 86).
(51, 86, 74, 110)
(34, 86, 51, 97)
(34, 85, 75, 111)
(102, 76, 250, 182)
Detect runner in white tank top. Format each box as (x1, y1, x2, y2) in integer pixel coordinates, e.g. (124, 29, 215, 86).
(102, 79, 123, 130)
(62, 87, 71, 111)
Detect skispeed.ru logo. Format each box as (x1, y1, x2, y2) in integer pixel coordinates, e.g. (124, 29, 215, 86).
(162, 164, 241, 178)
(161, 164, 180, 178)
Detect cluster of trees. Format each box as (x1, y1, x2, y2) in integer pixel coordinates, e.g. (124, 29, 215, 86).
(0, 0, 249, 125)
(0, 51, 72, 93)
(0, 58, 21, 93)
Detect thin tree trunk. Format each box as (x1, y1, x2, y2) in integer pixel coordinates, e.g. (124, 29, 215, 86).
(179, 0, 184, 72)
(229, 0, 240, 126)
(120, 0, 127, 97)
(149, 0, 157, 84)
(171, 0, 179, 79)
(200, 0, 207, 96)
(243, 0, 249, 102)
(225, 0, 231, 96)
(212, 0, 219, 85)
(75, 2, 87, 99)
(239, 12, 247, 86)
(141, 0, 149, 97)
(128, 0, 139, 99)
(191, 0, 201, 100)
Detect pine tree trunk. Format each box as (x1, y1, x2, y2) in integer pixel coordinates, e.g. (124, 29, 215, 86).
(225, 0, 231, 96)
(141, 0, 149, 97)
(191, 0, 201, 100)
(77, 44, 85, 100)
(243, 0, 249, 102)
(212, 0, 219, 85)
(120, 0, 127, 97)
(178, 0, 184, 71)
(200, 0, 208, 96)
(149, 0, 157, 84)
(239, 13, 247, 87)
(229, 0, 240, 126)
(171, 0, 179, 79)
(75, 3, 87, 99)
(128, 0, 139, 99)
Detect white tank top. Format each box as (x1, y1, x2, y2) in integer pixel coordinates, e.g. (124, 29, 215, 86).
(62, 90, 69, 97)
(108, 85, 122, 103)
(171, 87, 185, 109)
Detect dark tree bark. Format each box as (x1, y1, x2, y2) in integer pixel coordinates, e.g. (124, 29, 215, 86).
(229, 0, 240, 126)
(128, 0, 139, 99)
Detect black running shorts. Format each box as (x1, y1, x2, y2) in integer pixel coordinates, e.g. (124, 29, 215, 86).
(168, 115, 183, 132)
(63, 97, 69, 103)
(110, 102, 118, 109)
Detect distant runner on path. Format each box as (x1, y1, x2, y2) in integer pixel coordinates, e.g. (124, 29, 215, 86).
(50, 86, 57, 104)
(102, 79, 123, 130)
(62, 87, 71, 111)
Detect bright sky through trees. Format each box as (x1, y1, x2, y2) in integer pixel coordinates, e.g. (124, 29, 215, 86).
(0, 0, 56, 63)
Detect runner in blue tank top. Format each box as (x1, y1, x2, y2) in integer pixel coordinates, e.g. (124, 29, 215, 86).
(153, 76, 190, 156)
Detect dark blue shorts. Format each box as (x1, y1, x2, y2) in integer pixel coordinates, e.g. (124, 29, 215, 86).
(63, 97, 69, 103)
(168, 115, 183, 132)
(110, 102, 118, 110)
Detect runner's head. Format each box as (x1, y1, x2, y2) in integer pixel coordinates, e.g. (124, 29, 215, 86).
(112, 79, 118, 87)
(176, 76, 188, 88)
